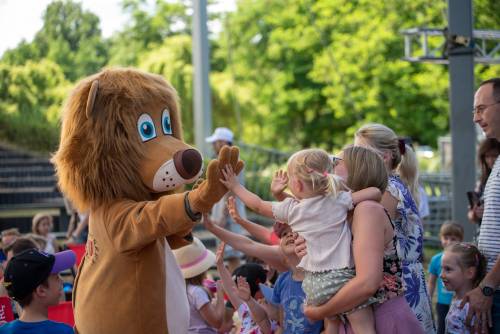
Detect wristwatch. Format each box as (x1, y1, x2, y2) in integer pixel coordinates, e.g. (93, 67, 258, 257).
(480, 282, 495, 297)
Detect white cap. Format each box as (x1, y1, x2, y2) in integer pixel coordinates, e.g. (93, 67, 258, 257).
(205, 127, 234, 143)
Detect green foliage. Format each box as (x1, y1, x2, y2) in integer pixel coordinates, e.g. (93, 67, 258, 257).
(1, 0, 499, 154)
(0, 60, 70, 152)
(2, 1, 108, 81)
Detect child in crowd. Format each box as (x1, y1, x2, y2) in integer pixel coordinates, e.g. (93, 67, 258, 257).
(0, 248, 76, 334)
(441, 243, 487, 334)
(31, 214, 58, 254)
(220, 148, 381, 334)
(215, 241, 274, 334)
(427, 222, 464, 334)
(173, 237, 226, 333)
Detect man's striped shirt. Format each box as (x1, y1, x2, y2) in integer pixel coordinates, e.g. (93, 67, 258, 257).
(478, 156, 500, 287)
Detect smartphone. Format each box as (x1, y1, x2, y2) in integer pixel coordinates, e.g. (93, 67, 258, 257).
(467, 191, 480, 207)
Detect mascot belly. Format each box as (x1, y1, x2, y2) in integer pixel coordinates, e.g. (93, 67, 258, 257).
(53, 68, 243, 333)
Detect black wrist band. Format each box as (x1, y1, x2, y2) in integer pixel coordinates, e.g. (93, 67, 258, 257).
(184, 192, 202, 221)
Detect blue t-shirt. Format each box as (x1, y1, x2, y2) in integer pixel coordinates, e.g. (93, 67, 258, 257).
(272, 271, 323, 334)
(0, 320, 73, 334)
(429, 252, 454, 305)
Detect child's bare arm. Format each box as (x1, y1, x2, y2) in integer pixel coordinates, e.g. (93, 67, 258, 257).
(215, 242, 243, 309)
(220, 165, 274, 217)
(351, 187, 382, 205)
(228, 196, 275, 244)
(237, 277, 272, 334)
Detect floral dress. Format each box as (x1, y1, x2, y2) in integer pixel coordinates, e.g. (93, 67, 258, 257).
(388, 175, 435, 333)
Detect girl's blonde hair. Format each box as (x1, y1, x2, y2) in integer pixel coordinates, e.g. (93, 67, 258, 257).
(32, 213, 53, 234)
(287, 148, 344, 197)
(342, 145, 388, 193)
(355, 123, 420, 206)
(446, 243, 487, 288)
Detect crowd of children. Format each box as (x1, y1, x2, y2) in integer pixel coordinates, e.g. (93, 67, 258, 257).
(0, 124, 495, 334)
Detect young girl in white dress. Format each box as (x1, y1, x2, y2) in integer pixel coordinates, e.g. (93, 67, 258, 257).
(221, 148, 381, 334)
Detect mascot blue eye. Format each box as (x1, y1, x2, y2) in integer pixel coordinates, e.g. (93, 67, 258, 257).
(161, 108, 172, 135)
(137, 113, 157, 142)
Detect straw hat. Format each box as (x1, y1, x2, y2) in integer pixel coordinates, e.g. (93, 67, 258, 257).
(173, 237, 216, 279)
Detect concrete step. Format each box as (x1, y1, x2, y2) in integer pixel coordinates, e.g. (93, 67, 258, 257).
(1, 158, 52, 168)
(0, 187, 61, 205)
(0, 176, 57, 188)
(0, 166, 55, 178)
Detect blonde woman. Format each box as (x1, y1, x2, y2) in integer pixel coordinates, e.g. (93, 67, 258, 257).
(354, 123, 435, 333)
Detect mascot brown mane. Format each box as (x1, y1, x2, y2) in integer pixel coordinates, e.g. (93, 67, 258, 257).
(52, 68, 242, 334)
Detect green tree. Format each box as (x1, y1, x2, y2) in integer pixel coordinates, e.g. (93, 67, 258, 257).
(0, 60, 70, 151)
(1, 0, 108, 81)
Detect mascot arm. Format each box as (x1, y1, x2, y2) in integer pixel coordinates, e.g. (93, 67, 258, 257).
(188, 146, 244, 214)
(104, 193, 195, 252)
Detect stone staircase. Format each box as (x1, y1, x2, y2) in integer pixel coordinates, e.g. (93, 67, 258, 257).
(0, 145, 67, 233)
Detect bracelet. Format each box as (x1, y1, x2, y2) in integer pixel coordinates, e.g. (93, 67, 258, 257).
(184, 192, 202, 222)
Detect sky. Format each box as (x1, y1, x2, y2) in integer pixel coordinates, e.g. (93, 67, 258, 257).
(0, 0, 235, 56)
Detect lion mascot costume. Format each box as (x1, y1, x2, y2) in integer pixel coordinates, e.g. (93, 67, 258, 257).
(52, 68, 243, 334)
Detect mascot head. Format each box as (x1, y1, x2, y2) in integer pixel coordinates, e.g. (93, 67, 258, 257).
(53, 68, 203, 212)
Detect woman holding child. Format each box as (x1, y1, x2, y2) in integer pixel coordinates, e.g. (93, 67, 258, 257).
(207, 144, 422, 333)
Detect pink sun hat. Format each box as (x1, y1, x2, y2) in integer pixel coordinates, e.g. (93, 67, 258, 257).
(173, 237, 216, 279)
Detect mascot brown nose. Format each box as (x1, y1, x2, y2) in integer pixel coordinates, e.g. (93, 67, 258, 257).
(173, 149, 203, 180)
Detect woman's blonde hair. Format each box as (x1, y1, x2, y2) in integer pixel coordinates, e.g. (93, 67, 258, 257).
(342, 146, 388, 193)
(355, 123, 419, 205)
(287, 148, 345, 197)
(32, 213, 53, 235)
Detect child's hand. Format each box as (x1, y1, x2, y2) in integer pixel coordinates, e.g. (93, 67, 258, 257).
(270, 170, 288, 198)
(227, 196, 242, 223)
(220, 165, 239, 190)
(236, 276, 251, 302)
(294, 235, 307, 259)
(215, 242, 226, 266)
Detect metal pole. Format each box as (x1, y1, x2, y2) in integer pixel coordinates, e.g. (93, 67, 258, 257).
(192, 0, 212, 159)
(447, 0, 476, 241)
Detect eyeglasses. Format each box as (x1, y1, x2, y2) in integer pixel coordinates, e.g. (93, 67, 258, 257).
(331, 156, 343, 167)
(472, 101, 500, 115)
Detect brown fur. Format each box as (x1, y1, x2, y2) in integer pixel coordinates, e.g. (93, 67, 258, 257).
(52, 68, 184, 212)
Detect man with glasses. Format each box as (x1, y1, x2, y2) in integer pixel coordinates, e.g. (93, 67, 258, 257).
(463, 78, 500, 333)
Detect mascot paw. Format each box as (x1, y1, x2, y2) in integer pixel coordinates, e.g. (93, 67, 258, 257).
(188, 146, 244, 214)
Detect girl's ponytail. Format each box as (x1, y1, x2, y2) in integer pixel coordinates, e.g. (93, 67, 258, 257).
(397, 143, 420, 207)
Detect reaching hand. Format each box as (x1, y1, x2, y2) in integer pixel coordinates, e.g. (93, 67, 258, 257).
(236, 276, 251, 302)
(294, 235, 307, 259)
(215, 242, 226, 267)
(270, 170, 288, 198)
(227, 196, 242, 223)
(220, 165, 239, 190)
(188, 146, 244, 214)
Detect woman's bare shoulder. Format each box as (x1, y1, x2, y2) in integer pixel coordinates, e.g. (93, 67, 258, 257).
(354, 200, 385, 212)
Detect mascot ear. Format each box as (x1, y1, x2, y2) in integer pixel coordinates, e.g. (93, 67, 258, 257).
(85, 80, 99, 119)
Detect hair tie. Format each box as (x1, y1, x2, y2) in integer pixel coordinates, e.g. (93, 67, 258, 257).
(398, 139, 406, 155)
(323, 171, 328, 177)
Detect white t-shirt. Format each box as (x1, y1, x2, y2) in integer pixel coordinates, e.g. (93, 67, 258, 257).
(272, 191, 354, 272)
(186, 285, 218, 334)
